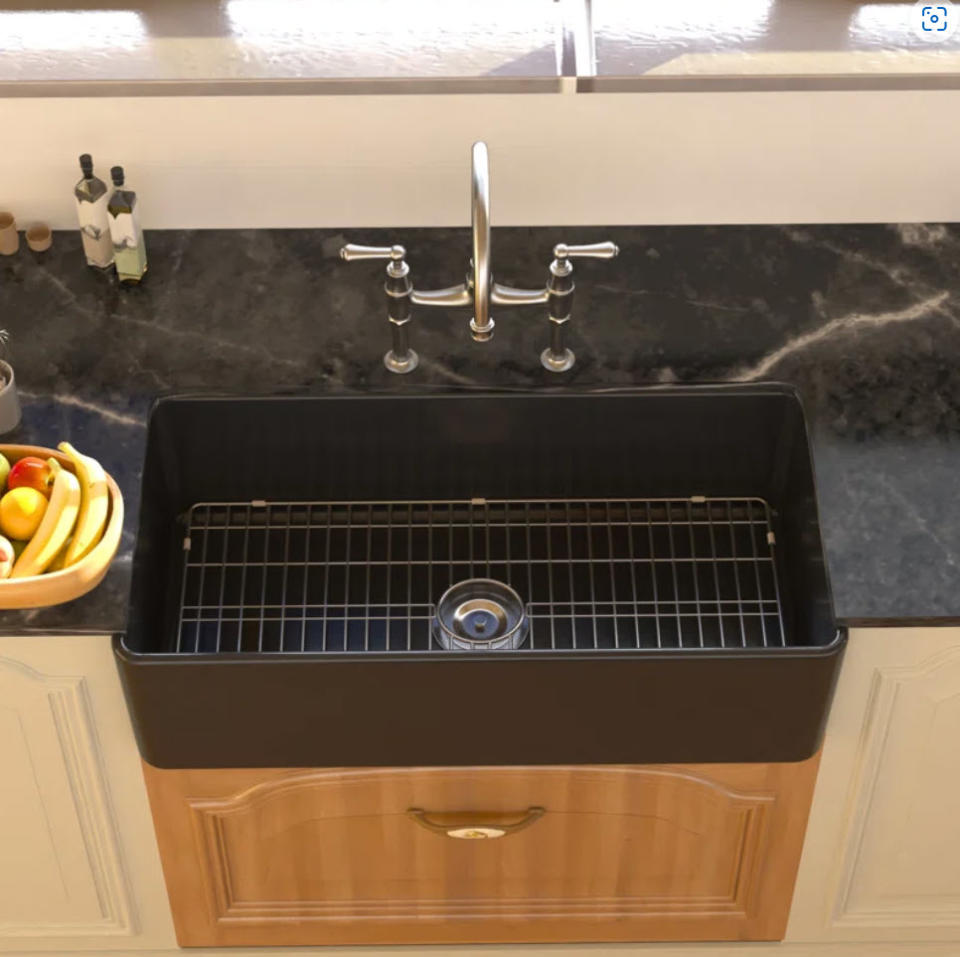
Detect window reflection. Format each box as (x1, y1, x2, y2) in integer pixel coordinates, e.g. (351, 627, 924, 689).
(592, 0, 773, 46)
(594, 0, 960, 74)
(851, 4, 915, 43)
(226, 0, 542, 38)
(0, 10, 145, 52)
(1, 0, 956, 82)
(849, 3, 960, 46)
(591, 0, 773, 74)
(223, 0, 555, 77)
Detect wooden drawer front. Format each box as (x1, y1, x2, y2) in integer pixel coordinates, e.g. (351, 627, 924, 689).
(143, 758, 819, 947)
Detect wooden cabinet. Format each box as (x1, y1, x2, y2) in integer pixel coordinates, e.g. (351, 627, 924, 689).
(0, 635, 176, 952)
(788, 627, 960, 943)
(143, 756, 820, 947)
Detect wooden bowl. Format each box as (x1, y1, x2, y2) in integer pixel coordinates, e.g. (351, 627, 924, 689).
(0, 445, 124, 609)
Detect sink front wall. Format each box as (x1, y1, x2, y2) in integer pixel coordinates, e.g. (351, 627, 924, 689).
(119, 644, 841, 767)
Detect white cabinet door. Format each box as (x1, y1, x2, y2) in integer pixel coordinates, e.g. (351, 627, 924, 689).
(0, 634, 176, 952)
(788, 626, 960, 942)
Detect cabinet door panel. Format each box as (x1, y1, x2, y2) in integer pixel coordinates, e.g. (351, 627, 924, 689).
(0, 655, 125, 937)
(144, 758, 819, 947)
(849, 648, 960, 911)
(788, 627, 960, 942)
(0, 637, 176, 952)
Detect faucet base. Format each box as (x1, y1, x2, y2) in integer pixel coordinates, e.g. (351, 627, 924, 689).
(541, 347, 575, 373)
(470, 316, 495, 342)
(384, 349, 419, 375)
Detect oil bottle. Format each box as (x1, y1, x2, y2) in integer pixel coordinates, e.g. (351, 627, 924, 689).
(107, 165, 148, 283)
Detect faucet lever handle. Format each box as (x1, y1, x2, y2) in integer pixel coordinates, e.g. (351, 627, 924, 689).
(340, 243, 417, 374)
(541, 241, 618, 374)
(340, 243, 407, 262)
(553, 241, 619, 261)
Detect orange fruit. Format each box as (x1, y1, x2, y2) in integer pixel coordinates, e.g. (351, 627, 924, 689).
(0, 487, 48, 540)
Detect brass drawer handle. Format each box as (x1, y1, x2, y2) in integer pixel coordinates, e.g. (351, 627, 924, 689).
(407, 806, 545, 839)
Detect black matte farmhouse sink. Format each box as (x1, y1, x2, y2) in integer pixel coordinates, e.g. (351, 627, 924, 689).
(117, 386, 844, 768)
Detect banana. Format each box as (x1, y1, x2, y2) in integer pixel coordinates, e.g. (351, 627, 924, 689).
(58, 442, 109, 567)
(11, 466, 81, 578)
(43, 459, 72, 572)
(48, 537, 72, 573)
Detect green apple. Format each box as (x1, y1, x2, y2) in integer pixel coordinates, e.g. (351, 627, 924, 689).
(0, 452, 9, 492)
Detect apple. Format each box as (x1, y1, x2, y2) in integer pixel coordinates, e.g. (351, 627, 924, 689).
(7, 456, 54, 498)
(0, 452, 9, 491)
(0, 535, 14, 579)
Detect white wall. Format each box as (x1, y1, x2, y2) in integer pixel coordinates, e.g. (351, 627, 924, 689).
(1, 90, 958, 229)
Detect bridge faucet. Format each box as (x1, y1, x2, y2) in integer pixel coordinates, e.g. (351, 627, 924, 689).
(341, 141, 618, 373)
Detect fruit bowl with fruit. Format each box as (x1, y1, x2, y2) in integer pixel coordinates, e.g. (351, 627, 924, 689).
(0, 443, 123, 609)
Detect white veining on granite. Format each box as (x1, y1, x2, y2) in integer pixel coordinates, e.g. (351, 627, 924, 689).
(876, 472, 959, 568)
(18, 390, 145, 428)
(418, 358, 480, 387)
(35, 269, 106, 322)
(779, 226, 919, 286)
(896, 223, 951, 247)
(778, 226, 960, 341)
(733, 291, 950, 381)
(110, 310, 309, 371)
(35, 267, 308, 371)
(780, 225, 960, 330)
(595, 283, 753, 313)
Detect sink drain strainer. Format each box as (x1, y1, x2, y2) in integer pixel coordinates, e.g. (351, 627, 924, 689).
(433, 579, 529, 651)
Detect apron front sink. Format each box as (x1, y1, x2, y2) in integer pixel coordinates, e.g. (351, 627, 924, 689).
(118, 386, 843, 768)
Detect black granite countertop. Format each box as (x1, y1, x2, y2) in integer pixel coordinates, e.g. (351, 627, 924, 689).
(1, 225, 957, 633)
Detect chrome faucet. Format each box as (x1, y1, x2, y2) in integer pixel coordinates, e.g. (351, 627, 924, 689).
(341, 141, 618, 374)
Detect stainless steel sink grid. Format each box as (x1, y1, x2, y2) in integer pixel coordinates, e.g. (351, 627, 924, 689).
(175, 496, 787, 655)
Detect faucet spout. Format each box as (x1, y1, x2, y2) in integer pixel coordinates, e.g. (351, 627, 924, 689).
(470, 141, 493, 341)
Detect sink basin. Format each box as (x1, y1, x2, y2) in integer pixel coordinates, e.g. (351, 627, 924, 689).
(117, 386, 844, 768)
